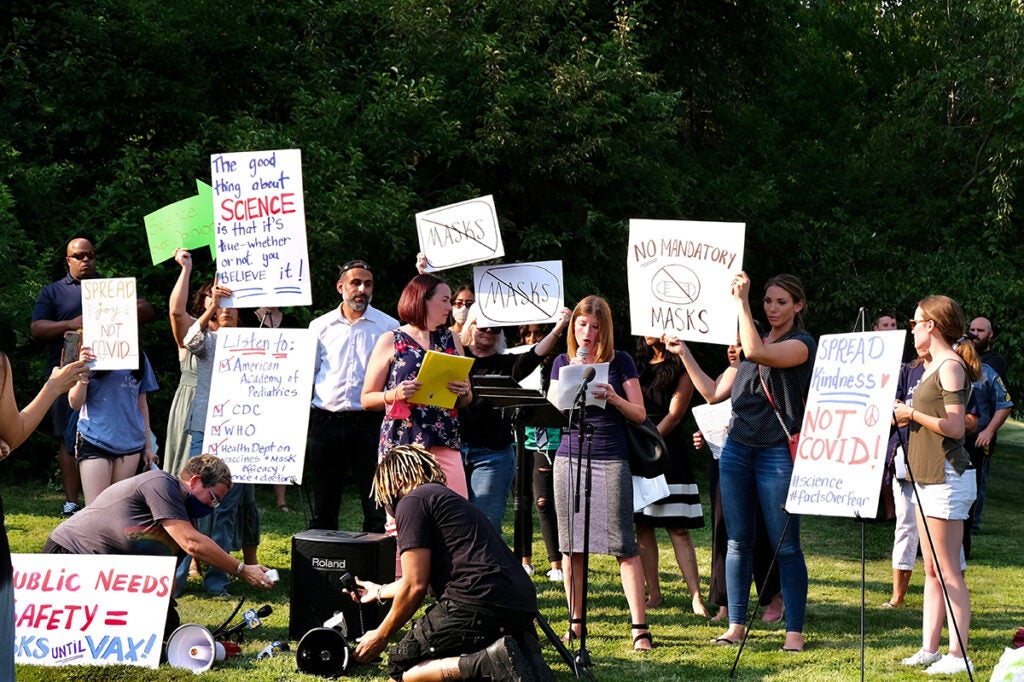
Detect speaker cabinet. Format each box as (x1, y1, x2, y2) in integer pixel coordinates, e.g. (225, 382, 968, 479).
(289, 530, 396, 641)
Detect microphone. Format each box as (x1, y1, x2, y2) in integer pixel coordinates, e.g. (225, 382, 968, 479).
(576, 366, 597, 403)
(577, 346, 589, 363)
(218, 605, 272, 641)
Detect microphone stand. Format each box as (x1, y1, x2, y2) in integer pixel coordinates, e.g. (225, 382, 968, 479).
(569, 380, 595, 677)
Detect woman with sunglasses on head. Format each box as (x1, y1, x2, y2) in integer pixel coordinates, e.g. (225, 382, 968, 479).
(553, 295, 653, 651)
(666, 272, 813, 653)
(458, 308, 571, 532)
(892, 297, 980, 675)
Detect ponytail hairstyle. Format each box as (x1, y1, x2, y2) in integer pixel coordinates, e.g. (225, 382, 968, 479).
(566, 295, 615, 363)
(763, 274, 808, 334)
(917, 295, 982, 382)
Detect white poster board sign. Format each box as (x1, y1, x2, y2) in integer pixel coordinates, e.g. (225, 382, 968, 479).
(210, 148, 311, 308)
(13, 553, 175, 669)
(416, 195, 504, 271)
(786, 330, 906, 518)
(472, 260, 563, 327)
(81, 277, 139, 370)
(202, 328, 315, 483)
(627, 220, 745, 346)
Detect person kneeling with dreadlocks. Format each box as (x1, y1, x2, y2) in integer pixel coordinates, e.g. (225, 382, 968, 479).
(350, 444, 553, 682)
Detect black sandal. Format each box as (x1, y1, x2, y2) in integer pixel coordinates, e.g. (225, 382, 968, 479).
(631, 623, 653, 651)
(561, 618, 583, 643)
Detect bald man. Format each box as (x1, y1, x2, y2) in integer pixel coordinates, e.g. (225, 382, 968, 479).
(31, 238, 155, 516)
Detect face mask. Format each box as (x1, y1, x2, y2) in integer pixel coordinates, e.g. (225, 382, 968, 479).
(452, 306, 469, 325)
(185, 493, 214, 519)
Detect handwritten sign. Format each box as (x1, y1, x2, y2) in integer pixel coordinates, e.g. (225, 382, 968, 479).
(203, 328, 315, 484)
(210, 149, 311, 307)
(81, 277, 139, 371)
(786, 330, 906, 518)
(12, 553, 175, 670)
(143, 180, 216, 264)
(416, 195, 504, 271)
(473, 260, 563, 327)
(627, 219, 745, 346)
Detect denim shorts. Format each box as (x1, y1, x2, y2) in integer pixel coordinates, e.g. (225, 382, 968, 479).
(912, 462, 977, 520)
(75, 433, 142, 462)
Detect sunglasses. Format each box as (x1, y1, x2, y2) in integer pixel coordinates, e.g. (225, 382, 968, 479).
(477, 326, 500, 334)
(453, 300, 475, 308)
(207, 488, 221, 508)
(908, 318, 931, 330)
(68, 251, 96, 261)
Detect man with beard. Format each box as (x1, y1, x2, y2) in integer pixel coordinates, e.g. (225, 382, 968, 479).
(30, 237, 155, 516)
(964, 317, 1012, 540)
(306, 260, 399, 531)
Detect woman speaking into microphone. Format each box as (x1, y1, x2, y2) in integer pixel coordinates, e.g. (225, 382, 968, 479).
(551, 295, 652, 651)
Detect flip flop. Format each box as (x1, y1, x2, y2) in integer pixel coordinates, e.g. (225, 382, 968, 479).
(712, 637, 739, 646)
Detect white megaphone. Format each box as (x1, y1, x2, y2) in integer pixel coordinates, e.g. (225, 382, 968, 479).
(165, 623, 241, 674)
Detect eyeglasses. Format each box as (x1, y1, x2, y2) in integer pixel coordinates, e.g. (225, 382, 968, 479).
(453, 300, 475, 308)
(68, 251, 96, 261)
(477, 326, 500, 334)
(909, 319, 931, 330)
(207, 488, 221, 508)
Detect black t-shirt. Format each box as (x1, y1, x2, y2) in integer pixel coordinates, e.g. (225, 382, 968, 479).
(394, 483, 536, 613)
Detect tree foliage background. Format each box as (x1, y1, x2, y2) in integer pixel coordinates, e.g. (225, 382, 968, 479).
(3, 0, 1023, 465)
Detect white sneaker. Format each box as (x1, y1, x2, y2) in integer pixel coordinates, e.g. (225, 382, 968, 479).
(901, 649, 941, 666)
(522, 564, 535, 576)
(925, 654, 973, 675)
(546, 568, 564, 582)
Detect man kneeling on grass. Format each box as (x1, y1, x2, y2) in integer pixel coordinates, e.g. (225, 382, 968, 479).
(43, 455, 274, 633)
(350, 444, 553, 682)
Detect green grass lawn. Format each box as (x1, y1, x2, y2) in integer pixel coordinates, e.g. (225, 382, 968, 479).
(6, 423, 1024, 680)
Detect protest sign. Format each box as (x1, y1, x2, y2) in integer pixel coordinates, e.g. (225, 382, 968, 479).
(12, 553, 175, 670)
(786, 330, 906, 518)
(472, 260, 563, 327)
(143, 180, 216, 264)
(81, 277, 139, 371)
(210, 149, 311, 307)
(627, 219, 745, 346)
(416, 195, 504, 271)
(203, 328, 315, 484)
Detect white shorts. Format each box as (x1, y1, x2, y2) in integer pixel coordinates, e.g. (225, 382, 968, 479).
(912, 462, 977, 520)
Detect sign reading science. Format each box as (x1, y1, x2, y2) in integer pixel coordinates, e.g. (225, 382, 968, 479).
(627, 219, 745, 346)
(787, 330, 905, 518)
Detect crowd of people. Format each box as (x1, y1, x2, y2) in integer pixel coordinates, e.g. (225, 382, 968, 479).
(1, 235, 1013, 679)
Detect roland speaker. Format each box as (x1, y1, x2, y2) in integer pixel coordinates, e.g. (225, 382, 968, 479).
(165, 624, 240, 673)
(289, 530, 396, 641)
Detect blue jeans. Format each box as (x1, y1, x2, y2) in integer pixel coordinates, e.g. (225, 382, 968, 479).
(462, 444, 516, 531)
(201, 481, 245, 594)
(719, 438, 807, 632)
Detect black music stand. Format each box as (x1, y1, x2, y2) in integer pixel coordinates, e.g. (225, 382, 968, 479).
(471, 374, 577, 674)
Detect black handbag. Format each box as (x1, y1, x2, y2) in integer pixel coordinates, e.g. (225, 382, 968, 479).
(625, 417, 668, 478)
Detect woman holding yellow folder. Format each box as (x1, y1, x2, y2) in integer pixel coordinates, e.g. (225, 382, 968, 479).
(363, 273, 474, 499)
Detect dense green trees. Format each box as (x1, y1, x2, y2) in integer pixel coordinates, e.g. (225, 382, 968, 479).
(3, 1, 1023, 462)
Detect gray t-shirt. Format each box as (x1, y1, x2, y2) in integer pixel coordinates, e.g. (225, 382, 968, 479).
(48, 470, 189, 557)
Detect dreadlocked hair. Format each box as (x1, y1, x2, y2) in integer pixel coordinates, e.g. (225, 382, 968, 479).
(372, 444, 447, 507)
